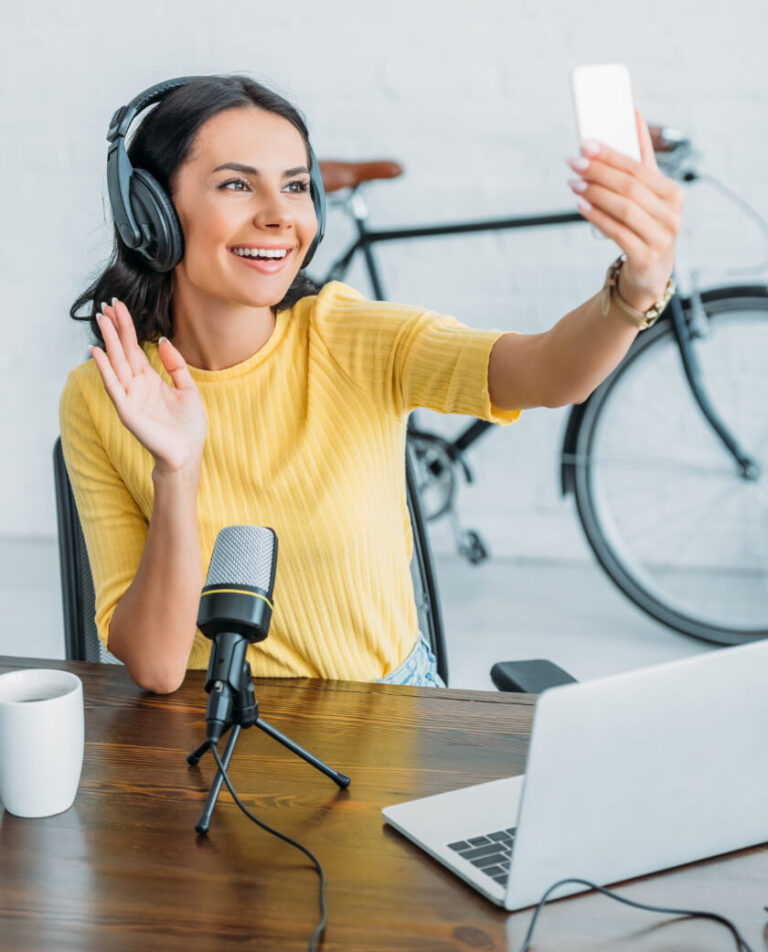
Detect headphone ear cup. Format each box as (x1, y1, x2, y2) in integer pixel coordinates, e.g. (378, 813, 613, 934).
(301, 151, 326, 270)
(129, 169, 184, 272)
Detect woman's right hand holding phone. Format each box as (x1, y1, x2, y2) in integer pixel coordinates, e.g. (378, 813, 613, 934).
(90, 299, 207, 476)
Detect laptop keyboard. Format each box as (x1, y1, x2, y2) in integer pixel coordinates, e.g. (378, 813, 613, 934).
(447, 826, 516, 887)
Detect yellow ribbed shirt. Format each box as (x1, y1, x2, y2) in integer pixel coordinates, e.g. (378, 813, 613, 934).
(59, 281, 520, 680)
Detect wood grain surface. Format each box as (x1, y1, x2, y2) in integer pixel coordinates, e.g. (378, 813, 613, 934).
(0, 657, 766, 952)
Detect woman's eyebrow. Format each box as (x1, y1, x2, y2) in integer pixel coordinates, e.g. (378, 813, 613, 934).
(212, 162, 310, 177)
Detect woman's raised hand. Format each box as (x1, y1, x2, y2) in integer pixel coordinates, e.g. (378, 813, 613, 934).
(567, 110, 684, 311)
(90, 299, 207, 476)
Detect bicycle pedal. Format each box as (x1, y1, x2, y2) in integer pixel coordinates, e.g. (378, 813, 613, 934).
(458, 530, 489, 565)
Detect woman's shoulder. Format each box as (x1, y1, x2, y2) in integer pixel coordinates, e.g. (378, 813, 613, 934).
(61, 355, 96, 400)
(290, 280, 365, 316)
(59, 354, 114, 425)
(303, 281, 425, 328)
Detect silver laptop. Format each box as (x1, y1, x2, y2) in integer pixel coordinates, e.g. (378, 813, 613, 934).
(383, 638, 768, 910)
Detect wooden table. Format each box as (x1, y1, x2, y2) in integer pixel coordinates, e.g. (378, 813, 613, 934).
(0, 656, 766, 951)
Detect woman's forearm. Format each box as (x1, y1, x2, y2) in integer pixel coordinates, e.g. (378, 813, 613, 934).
(536, 284, 642, 407)
(107, 462, 203, 694)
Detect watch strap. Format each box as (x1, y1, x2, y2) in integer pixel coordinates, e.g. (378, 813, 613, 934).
(601, 254, 676, 330)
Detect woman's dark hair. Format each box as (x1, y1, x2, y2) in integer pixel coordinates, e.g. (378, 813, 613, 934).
(70, 75, 321, 347)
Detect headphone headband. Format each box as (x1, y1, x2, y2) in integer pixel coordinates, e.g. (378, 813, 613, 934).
(106, 75, 325, 273)
(107, 76, 204, 144)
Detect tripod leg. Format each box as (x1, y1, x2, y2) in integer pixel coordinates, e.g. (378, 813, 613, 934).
(187, 722, 233, 766)
(195, 723, 241, 835)
(255, 717, 350, 789)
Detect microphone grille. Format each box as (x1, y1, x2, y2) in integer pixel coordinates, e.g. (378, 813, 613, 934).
(205, 526, 277, 595)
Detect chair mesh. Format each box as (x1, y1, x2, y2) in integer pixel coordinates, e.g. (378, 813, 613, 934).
(54, 439, 122, 665)
(73, 517, 121, 664)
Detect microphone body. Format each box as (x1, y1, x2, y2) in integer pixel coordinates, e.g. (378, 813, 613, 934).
(198, 527, 278, 742)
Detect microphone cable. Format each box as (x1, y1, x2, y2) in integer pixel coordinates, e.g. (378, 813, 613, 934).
(210, 742, 328, 951)
(515, 876, 756, 952)
(207, 744, 762, 952)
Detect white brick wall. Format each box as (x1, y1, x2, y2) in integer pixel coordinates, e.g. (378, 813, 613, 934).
(2, 0, 767, 561)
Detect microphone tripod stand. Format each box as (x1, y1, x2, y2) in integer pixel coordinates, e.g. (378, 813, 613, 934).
(187, 659, 351, 835)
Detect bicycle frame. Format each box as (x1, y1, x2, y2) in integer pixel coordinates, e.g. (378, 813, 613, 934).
(314, 190, 584, 302)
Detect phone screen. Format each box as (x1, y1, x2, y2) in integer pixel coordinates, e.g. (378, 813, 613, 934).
(571, 64, 640, 161)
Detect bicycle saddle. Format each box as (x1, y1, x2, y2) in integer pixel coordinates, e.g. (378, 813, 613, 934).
(318, 160, 404, 193)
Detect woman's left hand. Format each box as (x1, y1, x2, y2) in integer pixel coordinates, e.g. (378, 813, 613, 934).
(567, 110, 684, 311)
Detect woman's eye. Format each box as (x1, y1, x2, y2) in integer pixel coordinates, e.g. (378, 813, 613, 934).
(218, 177, 309, 194)
(220, 178, 250, 191)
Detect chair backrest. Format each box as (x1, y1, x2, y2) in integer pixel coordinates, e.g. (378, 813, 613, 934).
(53, 438, 121, 663)
(52, 437, 448, 682)
(405, 445, 448, 684)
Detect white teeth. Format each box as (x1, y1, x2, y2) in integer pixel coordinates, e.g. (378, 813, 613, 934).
(233, 247, 288, 259)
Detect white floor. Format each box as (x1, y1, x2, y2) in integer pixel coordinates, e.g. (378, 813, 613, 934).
(434, 554, 711, 689)
(0, 537, 713, 689)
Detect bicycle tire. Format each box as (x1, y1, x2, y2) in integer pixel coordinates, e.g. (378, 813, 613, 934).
(407, 432, 458, 521)
(572, 285, 768, 645)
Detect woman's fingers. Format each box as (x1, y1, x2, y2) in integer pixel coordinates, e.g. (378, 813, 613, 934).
(578, 139, 681, 206)
(574, 196, 652, 262)
(96, 311, 134, 392)
(111, 299, 149, 377)
(98, 299, 148, 377)
(89, 343, 128, 412)
(570, 179, 673, 249)
(94, 296, 195, 399)
(157, 337, 196, 392)
(635, 110, 659, 172)
(568, 159, 681, 235)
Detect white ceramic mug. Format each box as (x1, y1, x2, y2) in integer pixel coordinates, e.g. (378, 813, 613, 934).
(0, 669, 84, 818)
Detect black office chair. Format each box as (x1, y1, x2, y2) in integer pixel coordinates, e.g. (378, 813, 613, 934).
(53, 438, 121, 664)
(54, 437, 575, 691)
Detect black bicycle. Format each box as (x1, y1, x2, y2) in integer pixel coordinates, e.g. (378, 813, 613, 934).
(309, 128, 768, 647)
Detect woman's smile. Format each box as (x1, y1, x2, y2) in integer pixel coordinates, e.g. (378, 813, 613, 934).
(228, 243, 296, 274)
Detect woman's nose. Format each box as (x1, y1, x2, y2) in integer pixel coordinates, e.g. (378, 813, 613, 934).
(253, 190, 293, 230)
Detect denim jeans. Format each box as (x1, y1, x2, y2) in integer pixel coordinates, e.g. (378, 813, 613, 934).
(376, 634, 446, 688)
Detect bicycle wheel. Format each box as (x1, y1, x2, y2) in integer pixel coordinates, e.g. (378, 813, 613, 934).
(407, 432, 457, 521)
(572, 286, 768, 645)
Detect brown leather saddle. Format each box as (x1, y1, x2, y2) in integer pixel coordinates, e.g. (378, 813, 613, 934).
(318, 160, 404, 193)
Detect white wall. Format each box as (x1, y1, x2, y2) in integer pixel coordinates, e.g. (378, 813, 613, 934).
(2, 0, 767, 560)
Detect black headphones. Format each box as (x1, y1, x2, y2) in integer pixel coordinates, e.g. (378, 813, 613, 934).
(106, 75, 326, 273)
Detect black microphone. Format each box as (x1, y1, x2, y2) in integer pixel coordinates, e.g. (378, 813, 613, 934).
(197, 526, 278, 743)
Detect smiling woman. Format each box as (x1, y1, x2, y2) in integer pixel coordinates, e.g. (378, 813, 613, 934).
(69, 76, 323, 351)
(59, 73, 681, 695)
(61, 75, 521, 693)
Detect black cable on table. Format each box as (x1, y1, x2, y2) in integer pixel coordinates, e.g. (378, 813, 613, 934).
(210, 742, 327, 951)
(516, 877, 755, 952)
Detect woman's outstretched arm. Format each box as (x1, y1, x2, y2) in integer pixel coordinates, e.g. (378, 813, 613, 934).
(488, 110, 683, 411)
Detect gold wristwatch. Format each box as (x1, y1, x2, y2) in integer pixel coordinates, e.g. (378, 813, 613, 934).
(601, 254, 675, 330)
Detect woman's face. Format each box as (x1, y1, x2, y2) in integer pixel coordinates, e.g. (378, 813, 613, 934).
(171, 106, 317, 308)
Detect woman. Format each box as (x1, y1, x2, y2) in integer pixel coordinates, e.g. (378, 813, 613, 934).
(60, 75, 682, 693)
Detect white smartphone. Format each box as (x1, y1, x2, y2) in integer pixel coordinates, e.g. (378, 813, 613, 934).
(570, 63, 641, 161)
